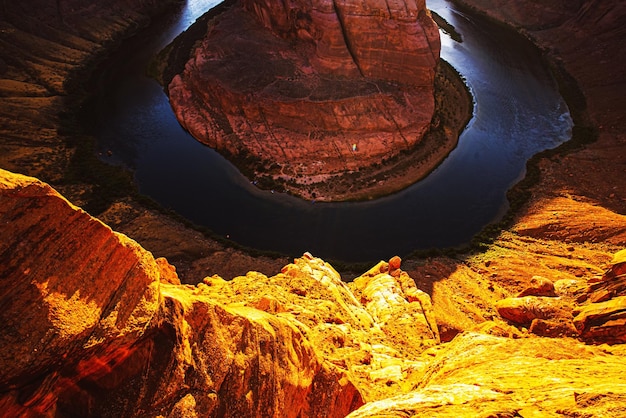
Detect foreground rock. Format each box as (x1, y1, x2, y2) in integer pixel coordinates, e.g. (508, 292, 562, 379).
(2, 169, 626, 417)
(0, 169, 362, 416)
(166, 0, 443, 200)
(0, 169, 435, 415)
(347, 332, 626, 417)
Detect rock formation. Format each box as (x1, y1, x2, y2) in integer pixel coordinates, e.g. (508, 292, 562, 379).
(166, 0, 441, 200)
(1, 0, 626, 416)
(2, 169, 626, 417)
(0, 169, 363, 416)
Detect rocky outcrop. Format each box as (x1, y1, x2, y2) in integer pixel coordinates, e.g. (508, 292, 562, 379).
(0, 169, 362, 416)
(573, 250, 626, 343)
(197, 254, 441, 403)
(492, 249, 626, 340)
(166, 0, 441, 200)
(346, 332, 626, 417)
(0, 169, 162, 392)
(0, 169, 447, 415)
(2, 170, 626, 416)
(4, 168, 626, 417)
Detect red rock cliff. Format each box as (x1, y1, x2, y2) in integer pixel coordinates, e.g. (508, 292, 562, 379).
(167, 0, 440, 198)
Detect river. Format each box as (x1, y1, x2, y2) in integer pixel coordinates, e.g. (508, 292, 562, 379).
(91, 0, 572, 262)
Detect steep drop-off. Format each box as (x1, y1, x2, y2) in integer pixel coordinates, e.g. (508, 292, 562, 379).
(1, 0, 626, 415)
(165, 0, 445, 200)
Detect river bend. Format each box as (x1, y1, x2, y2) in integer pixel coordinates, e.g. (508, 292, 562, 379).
(91, 0, 572, 262)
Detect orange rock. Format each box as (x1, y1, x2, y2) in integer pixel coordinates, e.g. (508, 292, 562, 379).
(496, 296, 571, 325)
(517, 275, 556, 297)
(573, 296, 626, 343)
(0, 169, 161, 395)
(345, 332, 626, 417)
(156, 256, 181, 285)
(0, 170, 363, 417)
(167, 0, 440, 193)
(529, 318, 579, 338)
(389, 256, 402, 271)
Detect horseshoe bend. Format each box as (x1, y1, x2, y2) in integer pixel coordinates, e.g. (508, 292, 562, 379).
(158, 0, 471, 200)
(1, 0, 626, 416)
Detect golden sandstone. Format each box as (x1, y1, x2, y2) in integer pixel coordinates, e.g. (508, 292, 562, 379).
(0, 0, 625, 416)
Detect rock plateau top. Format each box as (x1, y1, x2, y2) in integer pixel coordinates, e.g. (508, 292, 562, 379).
(165, 0, 443, 200)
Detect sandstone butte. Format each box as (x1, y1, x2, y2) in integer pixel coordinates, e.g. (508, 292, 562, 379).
(164, 0, 445, 200)
(1, 0, 626, 416)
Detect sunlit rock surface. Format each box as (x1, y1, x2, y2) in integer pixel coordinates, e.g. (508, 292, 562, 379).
(347, 332, 626, 417)
(0, 170, 362, 416)
(167, 0, 441, 197)
(2, 169, 626, 416)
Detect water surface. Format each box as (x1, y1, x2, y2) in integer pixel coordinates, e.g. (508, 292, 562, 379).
(92, 0, 572, 262)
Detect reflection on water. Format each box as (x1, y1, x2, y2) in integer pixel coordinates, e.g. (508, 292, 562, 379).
(93, 0, 572, 262)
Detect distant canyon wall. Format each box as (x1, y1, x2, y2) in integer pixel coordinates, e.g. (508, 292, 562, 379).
(0, 0, 179, 182)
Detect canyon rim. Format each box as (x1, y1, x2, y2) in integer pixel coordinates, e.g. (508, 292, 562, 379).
(0, 0, 626, 416)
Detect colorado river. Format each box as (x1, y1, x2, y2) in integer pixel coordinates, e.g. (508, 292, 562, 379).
(91, 0, 572, 262)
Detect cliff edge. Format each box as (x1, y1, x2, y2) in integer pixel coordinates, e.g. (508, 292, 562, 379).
(2, 169, 626, 416)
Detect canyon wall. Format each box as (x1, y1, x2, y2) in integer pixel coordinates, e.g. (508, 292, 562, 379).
(453, 0, 626, 216)
(1, 0, 626, 416)
(167, 0, 441, 199)
(0, 0, 179, 182)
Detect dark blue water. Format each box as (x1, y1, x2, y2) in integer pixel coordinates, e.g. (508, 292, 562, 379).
(92, 0, 572, 262)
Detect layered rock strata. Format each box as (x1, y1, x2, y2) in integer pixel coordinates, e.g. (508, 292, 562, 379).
(2, 169, 626, 417)
(167, 0, 441, 200)
(0, 169, 441, 415)
(0, 0, 180, 182)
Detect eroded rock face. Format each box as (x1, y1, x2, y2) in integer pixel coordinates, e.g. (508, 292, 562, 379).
(0, 168, 162, 393)
(0, 169, 445, 416)
(240, 0, 440, 85)
(167, 0, 440, 198)
(2, 169, 626, 416)
(0, 170, 363, 417)
(346, 332, 626, 417)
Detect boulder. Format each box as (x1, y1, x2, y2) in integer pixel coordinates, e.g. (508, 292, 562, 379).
(496, 296, 571, 325)
(517, 275, 556, 297)
(573, 296, 626, 344)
